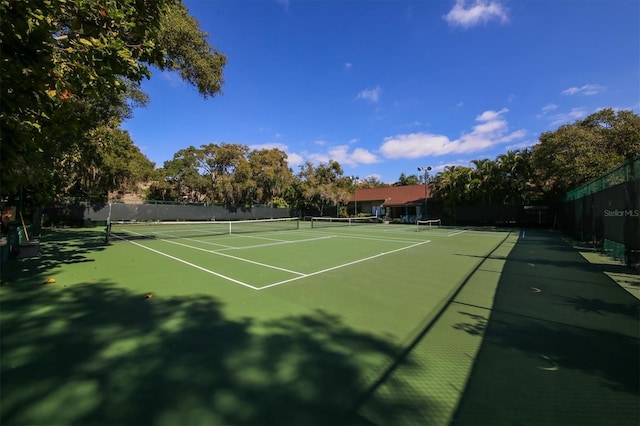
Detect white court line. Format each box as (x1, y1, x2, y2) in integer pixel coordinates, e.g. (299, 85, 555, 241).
(232, 233, 290, 243)
(332, 234, 423, 245)
(161, 238, 306, 276)
(298, 230, 422, 245)
(178, 234, 331, 250)
(112, 234, 259, 290)
(257, 240, 431, 291)
(115, 231, 431, 291)
(121, 229, 236, 249)
(448, 230, 468, 237)
(218, 235, 334, 251)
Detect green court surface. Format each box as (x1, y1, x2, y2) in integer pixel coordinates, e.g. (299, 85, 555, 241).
(1, 222, 638, 425)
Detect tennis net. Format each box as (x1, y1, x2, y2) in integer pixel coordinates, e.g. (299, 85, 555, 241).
(416, 219, 441, 231)
(109, 217, 299, 241)
(310, 216, 380, 229)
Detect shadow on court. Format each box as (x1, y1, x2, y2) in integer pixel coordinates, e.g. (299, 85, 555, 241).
(0, 243, 420, 425)
(452, 229, 640, 426)
(1, 228, 108, 283)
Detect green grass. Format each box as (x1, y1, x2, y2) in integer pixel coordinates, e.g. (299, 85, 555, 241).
(0, 223, 520, 425)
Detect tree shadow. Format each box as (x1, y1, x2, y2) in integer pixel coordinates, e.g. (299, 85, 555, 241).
(452, 229, 640, 426)
(452, 310, 639, 394)
(2, 228, 108, 283)
(0, 277, 410, 425)
(452, 311, 487, 336)
(559, 295, 639, 318)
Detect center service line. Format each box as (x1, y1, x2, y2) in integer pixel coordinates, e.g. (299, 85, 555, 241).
(257, 240, 431, 291)
(161, 238, 306, 276)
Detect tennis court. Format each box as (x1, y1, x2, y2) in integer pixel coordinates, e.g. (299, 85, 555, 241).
(108, 218, 435, 290)
(1, 220, 637, 425)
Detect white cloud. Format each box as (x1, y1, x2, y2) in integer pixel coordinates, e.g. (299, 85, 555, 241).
(306, 152, 330, 164)
(364, 173, 382, 181)
(506, 140, 536, 151)
(286, 152, 304, 167)
(379, 108, 525, 159)
(537, 103, 559, 119)
(328, 145, 380, 167)
(380, 133, 453, 159)
(248, 142, 288, 151)
(548, 107, 589, 127)
(444, 0, 509, 28)
(301, 144, 380, 167)
(498, 129, 526, 143)
(351, 148, 380, 164)
(561, 84, 605, 96)
(344, 62, 353, 70)
(476, 107, 508, 122)
(356, 86, 382, 103)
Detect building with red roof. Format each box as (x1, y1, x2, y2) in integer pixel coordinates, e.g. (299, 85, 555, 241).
(347, 184, 434, 222)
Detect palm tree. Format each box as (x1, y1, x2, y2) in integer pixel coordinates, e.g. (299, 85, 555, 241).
(469, 158, 497, 204)
(496, 149, 534, 204)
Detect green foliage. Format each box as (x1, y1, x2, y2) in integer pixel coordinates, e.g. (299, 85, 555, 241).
(1, 0, 226, 207)
(72, 127, 154, 201)
(359, 176, 388, 189)
(271, 196, 289, 209)
(532, 109, 640, 200)
(248, 148, 294, 206)
(148, 144, 294, 207)
(157, 2, 226, 98)
(432, 148, 538, 216)
(432, 109, 640, 208)
(297, 160, 349, 216)
(394, 173, 421, 186)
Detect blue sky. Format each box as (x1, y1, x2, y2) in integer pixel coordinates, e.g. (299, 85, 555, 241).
(122, 0, 639, 183)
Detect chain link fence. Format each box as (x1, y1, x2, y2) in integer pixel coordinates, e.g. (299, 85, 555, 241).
(559, 156, 639, 267)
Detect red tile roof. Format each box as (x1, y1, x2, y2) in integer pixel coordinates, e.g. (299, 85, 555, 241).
(349, 184, 430, 206)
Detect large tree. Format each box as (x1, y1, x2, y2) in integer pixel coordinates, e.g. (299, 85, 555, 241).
(247, 148, 293, 206)
(359, 176, 388, 189)
(148, 144, 294, 207)
(297, 160, 349, 216)
(1, 0, 226, 205)
(532, 109, 640, 200)
(148, 146, 206, 203)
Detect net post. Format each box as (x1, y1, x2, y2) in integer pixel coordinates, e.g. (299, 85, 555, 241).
(104, 202, 113, 243)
